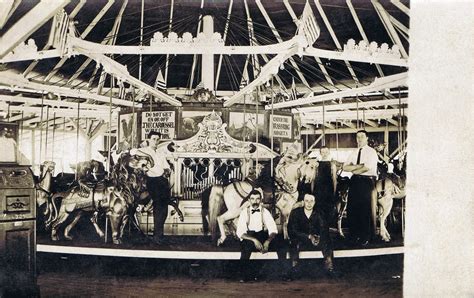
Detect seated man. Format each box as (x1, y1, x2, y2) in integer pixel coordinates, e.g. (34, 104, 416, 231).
(236, 189, 286, 282)
(288, 193, 339, 278)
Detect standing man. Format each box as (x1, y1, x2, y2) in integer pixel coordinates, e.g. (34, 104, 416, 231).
(236, 189, 286, 282)
(288, 193, 338, 278)
(313, 146, 338, 225)
(136, 131, 171, 245)
(343, 130, 378, 245)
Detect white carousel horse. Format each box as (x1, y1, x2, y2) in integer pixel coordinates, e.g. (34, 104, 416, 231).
(34, 161, 56, 224)
(207, 163, 266, 246)
(35, 161, 55, 208)
(334, 169, 406, 242)
(376, 172, 405, 242)
(274, 145, 315, 240)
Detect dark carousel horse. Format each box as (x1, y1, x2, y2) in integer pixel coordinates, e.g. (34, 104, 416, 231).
(333, 161, 406, 242)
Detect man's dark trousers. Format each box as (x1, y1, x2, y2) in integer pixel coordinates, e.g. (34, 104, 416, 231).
(147, 175, 170, 240)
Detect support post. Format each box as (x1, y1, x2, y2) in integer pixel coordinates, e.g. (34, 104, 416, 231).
(202, 15, 215, 91)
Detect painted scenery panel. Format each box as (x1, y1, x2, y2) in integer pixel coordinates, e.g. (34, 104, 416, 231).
(179, 110, 221, 139)
(227, 112, 265, 142)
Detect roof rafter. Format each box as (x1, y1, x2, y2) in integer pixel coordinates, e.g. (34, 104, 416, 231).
(0, 0, 70, 58)
(346, 0, 385, 77)
(283, 0, 335, 87)
(313, 0, 359, 84)
(215, 0, 233, 90)
(44, 0, 115, 82)
(23, 0, 86, 77)
(256, 0, 310, 88)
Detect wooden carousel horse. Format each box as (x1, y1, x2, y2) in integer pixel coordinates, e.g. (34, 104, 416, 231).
(205, 162, 270, 246)
(375, 166, 406, 242)
(115, 150, 184, 232)
(46, 155, 152, 244)
(34, 161, 56, 225)
(334, 163, 406, 242)
(273, 145, 315, 239)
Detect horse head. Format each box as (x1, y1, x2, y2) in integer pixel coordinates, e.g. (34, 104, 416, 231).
(40, 161, 56, 175)
(299, 157, 318, 184)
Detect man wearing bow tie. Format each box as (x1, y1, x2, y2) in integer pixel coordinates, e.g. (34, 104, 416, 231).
(236, 189, 285, 282)
(343, 130, 379, 246)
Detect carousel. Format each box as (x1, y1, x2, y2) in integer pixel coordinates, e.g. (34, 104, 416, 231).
(0, 0, 408, 293)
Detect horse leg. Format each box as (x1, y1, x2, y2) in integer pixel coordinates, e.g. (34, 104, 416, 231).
(64, 211, 82, 240)
(337, 193, 348, 238)
(169, 200, 184, 222)
(119, 215, 129, 240)
(91, 211, 105, 238)
(50, 209, 69, 241)
(379, 195, 394, 242)
(216, 207, 243, 246)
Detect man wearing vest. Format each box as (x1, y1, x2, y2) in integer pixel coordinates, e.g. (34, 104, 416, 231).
(136, 131, 172, 245)
(287, 193, 338, 279)
(343, 130, 379, 246)
(236, 189, 286, 282)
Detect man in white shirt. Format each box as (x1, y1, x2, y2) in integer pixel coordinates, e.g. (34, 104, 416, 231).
(236, 189, 286, 282)
(135, 131, 171, 245)
(343, 130, 378, 245)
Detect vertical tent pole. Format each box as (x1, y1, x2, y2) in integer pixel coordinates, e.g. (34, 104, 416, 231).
(270, 78, 274, 177)
(322, 100, 326, 146)
(255, 86, 259, 176)
(75, 101, 80, 180)
(51, 113, 56, 161)
(107, 77, 113, 177)
(131, 87, 135, 148)
(138, 0, 144, 80)
(44, 106, 50, 160)
(39, 95, 44, 164)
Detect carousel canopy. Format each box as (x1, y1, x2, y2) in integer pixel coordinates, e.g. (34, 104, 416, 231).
(0, 0, 409, 133)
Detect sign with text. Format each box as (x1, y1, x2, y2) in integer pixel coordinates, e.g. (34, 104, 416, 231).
(141, 111, 176, 140)
(270, 114, 292, 138)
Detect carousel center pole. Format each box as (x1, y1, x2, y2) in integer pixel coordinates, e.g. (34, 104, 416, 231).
(202, 15, 215, 91)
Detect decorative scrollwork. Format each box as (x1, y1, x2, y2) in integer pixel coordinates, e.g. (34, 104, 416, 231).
(344, 39, 401, 59)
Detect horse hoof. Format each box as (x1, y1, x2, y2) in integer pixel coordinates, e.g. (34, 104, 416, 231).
(64, 236, 73, 241)
(98, 233, 105, 238)
(51, 236, 59, 241)
(217, 238, 226, 246)
(113, 239, 122, 245)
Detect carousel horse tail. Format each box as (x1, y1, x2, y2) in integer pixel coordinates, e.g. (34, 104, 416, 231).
(208, 185, 224, 242)
(45, 192, 65, 228)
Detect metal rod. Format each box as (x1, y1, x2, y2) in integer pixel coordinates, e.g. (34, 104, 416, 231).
(270, 78, 274, 177)
(138, 0, 144, 80)
(164, 0, 174, 83)
(107, 76, 113, 177)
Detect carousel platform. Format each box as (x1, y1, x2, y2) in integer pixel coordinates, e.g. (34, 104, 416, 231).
(37, 233, 404, 260)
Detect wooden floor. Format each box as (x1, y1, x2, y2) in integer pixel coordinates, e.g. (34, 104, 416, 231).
(36, 254, 404, 297)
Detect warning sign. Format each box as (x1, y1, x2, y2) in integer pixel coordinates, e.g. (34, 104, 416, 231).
(270, 115, 292, 138)
(141, 111, 176, 140)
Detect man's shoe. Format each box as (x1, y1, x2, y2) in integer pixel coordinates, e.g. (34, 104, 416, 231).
(153, 237, 170, 245)
(325, 268, 342, 279)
